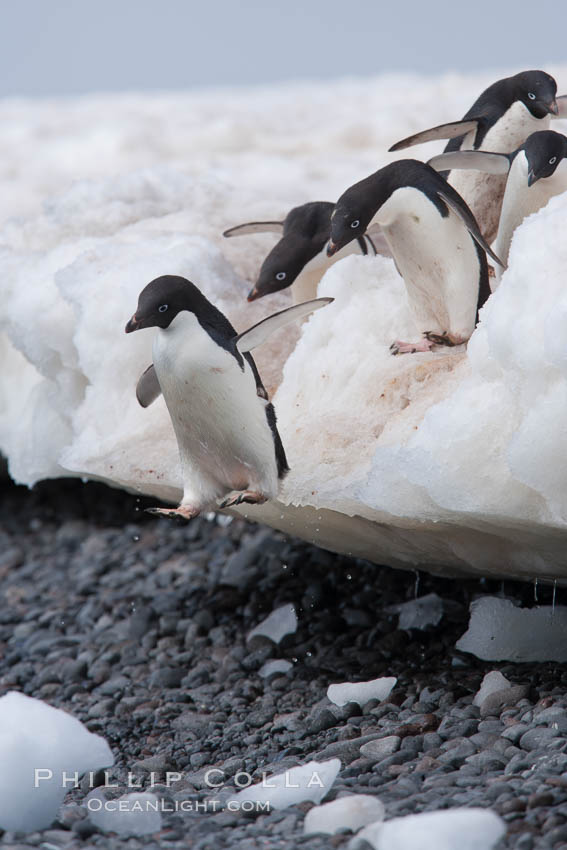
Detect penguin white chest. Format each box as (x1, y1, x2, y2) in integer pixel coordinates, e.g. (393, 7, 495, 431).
(375, 187, 480, 339)
(449, 103, 549, 242)
(152, 312, 278, 505)
(494, 154, 567, 277)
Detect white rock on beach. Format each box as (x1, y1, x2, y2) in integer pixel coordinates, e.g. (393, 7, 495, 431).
(258, 659, 294, 678)
(350, 807, 505, 850)
(247, 603, 298, 644)
(304, 794, 384, 836)
(456, 597, 567, 662)
(228, 758, 340, 809)
(2, 69, 567, 581)
(0, 691, 114, 832)
(327, 676, 397, 708)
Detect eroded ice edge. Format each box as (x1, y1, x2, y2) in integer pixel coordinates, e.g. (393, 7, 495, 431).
(1, 69, 567, 580)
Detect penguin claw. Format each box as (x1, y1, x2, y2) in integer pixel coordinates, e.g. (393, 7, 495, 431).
(145, 506, 200, 521)
(219, 491, 268, 509)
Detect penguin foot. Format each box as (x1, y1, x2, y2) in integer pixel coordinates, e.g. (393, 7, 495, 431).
(145, 505, 200, 521)
(219, 490, 268, 509)
(423, 331, 466, 348)
(390, 338, 435, 356)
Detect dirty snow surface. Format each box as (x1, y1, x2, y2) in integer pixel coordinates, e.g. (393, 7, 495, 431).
(1, 68, 567, 580)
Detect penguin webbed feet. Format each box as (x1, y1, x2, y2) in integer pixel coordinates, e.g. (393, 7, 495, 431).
(145, 505, 201, 521)
(218, 490, 269, 510)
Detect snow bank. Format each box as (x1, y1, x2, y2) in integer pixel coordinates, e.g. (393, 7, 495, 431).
(2, 69, 567, 580)
(0, 691, 114, 832)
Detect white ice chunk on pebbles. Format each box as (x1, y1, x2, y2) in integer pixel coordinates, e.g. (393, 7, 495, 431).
(229, 758, 340, 809)
(389, 593, 444, 630)
(0, 691, 114, 832)
(247, 603, 297, 644)
(87, 790, 161, 836)
(350, 807, 505, 850)
(259, 659, 293, 677)
(473, 670, 528, 716)
(457, 597, 567, 662)
(304, 794, 384, 835)
(327, 677, 396, 708)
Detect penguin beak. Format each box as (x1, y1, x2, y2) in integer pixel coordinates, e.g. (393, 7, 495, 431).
(527, 169, 538, 187)
(125, 314, 141, 333)
(327, 240, 339, 257)
(247, 286, 260, 302)
(548, 99, 559, 116)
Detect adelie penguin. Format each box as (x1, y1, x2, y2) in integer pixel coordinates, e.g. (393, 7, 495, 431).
(428, 130, 567, 286)
(223, 201, 389, 303)
(125, 275, 332, 519)
(389, 70, 567, 242)
(328, 159, 505, 354)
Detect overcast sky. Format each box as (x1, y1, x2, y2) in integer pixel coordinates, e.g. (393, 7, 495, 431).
(1, 0, 566, 97)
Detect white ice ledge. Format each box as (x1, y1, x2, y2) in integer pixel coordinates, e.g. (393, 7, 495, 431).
(1, 70, 567, 581)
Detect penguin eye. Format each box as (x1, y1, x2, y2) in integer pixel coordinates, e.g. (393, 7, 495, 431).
(158, 304, 168, 313)
(528, 92, 536, 100)
(350, 219, 360, 229)
(276, 272, 286, 281)
(549, 156, 557, 165)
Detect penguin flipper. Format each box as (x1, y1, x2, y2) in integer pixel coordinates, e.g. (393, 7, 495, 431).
(136, 364, 162, 408)
(554, 95, 567, 119)
(428, 150, 512, 175)
(389, 119, 480, 152)
(437, 189, 506, 269)
(223, 221, 284, 237)
(235, 298, 334, 353)
(364, 223, 392, 258)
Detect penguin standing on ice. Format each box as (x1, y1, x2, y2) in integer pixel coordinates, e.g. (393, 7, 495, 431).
(224, 201, 388, 303)
(389, 70, 566, 242)
(125, 275, 332, 519)
(428, 130, 567, 285)
(327, 159, 504, 354)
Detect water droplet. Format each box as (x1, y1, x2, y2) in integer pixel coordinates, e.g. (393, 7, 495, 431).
(346, 574, 352, 580)
(132, 535, 140, 542)
(306, 651, 312, 657)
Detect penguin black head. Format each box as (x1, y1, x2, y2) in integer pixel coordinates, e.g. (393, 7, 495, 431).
(523, 130, 567, 186)
(327, 179, 376, 257)
(247, 202, 333, 301)
(512, 70, 558, 119)
(125, 275, 215, 333)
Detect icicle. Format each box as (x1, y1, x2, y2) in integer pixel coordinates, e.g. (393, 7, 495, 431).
(552, 581, 557, 621)
(534, 577, 539, 603)
(413, 570, 420, 599)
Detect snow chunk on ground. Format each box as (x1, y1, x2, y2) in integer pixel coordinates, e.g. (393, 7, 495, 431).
(87, 790, 161, 836)
(327, 677, 396, 708)
(456, 597, 567, 662)
(304, 794, 384, 836)
(259, 659, 293, 677)
(351, 807, 505, 850)
(473, 670, 528, 716)
(0, 691, 114, 832)
(247, 604, 297, 644)
(388, 593, 444, 630)
(229, 758, 340, 809)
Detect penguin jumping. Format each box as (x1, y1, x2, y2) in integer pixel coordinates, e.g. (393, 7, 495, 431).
(327, 160, 505, 354)
(389, 70, 567, 242)
(428, 130, 567, 286)
(223, 201, 389, 303)
(125, 275, 332, 519)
